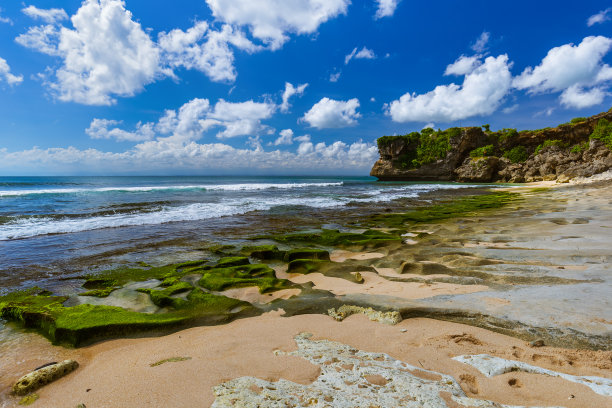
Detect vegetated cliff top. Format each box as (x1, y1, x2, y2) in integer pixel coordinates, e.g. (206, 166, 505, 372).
(371, 107, 612, 182)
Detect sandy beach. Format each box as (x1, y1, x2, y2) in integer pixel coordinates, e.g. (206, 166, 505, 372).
(2, 180, 612, 407)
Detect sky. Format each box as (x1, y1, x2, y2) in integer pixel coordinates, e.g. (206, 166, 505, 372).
(0, 0, 611, 176)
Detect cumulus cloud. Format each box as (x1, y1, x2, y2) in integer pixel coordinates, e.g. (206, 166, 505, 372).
(205, 0, 350, 50)
(90, 97, 276, 143)
(0, 57, 23, 86)
(22, 5, 68, 24)
(559, 85, 607, 109)
(21, 0, 163, 105)
(587, 8, 611, 27)
(273, 129, 294, 145)
(444, 55, 480, 76)
(0, 138, 378, 175)
(280, 82, 308, 113)
(86, 119, 155, 142)
(302, 98, 361, 129)
(388, 54, 512, 123)
(15, 24, 63, 56)
(374, 0, 401, 19)
(513, 36, 612, 108)
(159, 22, 261, 83)
(471, 31, 490, 53)
(16, 0, 271, 105)
(345, 46, 376, 64)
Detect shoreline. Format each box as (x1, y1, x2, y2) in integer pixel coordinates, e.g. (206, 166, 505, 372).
(1, 176, 611, 406)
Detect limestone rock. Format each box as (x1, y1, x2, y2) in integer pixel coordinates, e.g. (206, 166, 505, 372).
(13, 360, 79, 396)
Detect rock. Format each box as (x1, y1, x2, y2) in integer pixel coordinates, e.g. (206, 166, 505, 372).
(328, 305, 402, 325)
(530, 339, 545, 348)
(371, 108, 612, 183)
(13, 360, 79, 396)
(455, 156, 500, 182)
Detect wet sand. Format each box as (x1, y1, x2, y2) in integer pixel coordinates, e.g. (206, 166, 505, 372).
(13, 312, 611, 408)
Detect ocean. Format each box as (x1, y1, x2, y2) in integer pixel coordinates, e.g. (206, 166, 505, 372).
(0, 176, 482, 293)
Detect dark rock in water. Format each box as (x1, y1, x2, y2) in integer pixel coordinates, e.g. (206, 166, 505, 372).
(13, 360, 79, 395)
(371, 108, 612, 183)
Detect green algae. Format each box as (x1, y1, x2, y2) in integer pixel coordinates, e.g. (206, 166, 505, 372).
(215, 257, 251, 268)
(287, 259, 369, 283)
(18, 394, 39, 406)
(369, 191, 520, 230)
(287, 259, 329, 274)
(0, 283, 253, 347)
(284, 248, 330, 262)
(137, 281, 193, 308)
(82, 277, 117, 290)
(79, 288, 116, 298)
(264, 229, 401, 250)
(241, 244, 284, 260)
(199, 263, 291, 293)
(150, 356, 192, 367)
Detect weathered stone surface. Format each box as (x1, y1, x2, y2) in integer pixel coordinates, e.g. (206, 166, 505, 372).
(212, 333, 551, 407)
(13, 360, 79, 396)
(327, 305, 402, 325)
(372, 109, 612, 183)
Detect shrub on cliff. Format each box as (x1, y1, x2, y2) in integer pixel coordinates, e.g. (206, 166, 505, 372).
(503, 146, 528, 163)
(470, 144, 495, 158)
(590, 119, 612, 149)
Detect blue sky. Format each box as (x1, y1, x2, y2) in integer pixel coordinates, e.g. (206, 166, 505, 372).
(0, 0, 611, 175)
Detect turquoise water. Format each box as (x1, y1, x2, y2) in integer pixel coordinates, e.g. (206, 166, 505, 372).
(0, 176, 479, 292)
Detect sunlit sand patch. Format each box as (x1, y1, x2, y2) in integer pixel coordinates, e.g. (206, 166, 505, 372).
(286, 271, 488, 299)
(212, 333, 548, 408)
(374, 267, 452, 281)
(329, 250, 385, 262)
(218, 287, 301, 304)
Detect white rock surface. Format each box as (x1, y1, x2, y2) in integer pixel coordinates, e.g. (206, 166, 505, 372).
(212, 333, 554, 407)
(454, 354, 612, 397)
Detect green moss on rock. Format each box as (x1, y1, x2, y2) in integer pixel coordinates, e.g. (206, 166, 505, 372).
(241, 245, 284, 260)
(199, 263, 291, 293)
(215, 257, 251, 268)
(283, 248, 330, 262)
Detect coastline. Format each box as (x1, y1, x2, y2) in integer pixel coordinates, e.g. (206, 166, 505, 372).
(1, 176, 611, 407)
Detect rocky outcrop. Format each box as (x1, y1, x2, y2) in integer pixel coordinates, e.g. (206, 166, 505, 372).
(13, 360, 79, 395)
(371, 108, 612, 183)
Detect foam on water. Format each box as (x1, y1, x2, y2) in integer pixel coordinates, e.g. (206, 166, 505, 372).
(0, 182, 344, 197)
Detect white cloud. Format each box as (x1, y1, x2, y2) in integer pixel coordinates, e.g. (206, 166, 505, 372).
(273, 129, 294, 145)
(295, 135, 311, 143)
(90, 97, 276, 143)
(471, 31, 490, 53)
(86, 119, 155, 142)
(513, 36, 612, 109)
(15, 24, 63, 56)
(302, 98, 361, 129)
(587, 8, 611, 27)
(374, 0, 401, 19)
(35, 0, 163, 105)
(559, 85, 607, 109)
(444, 55, 480, 76)
(0, 8, 13, 24)
(280, 82, 308, 113)
(388, 54, 512, 123)
(22, 5, 68, 24)
(502, 104, 519, 114)
(423, 123, 435, 129)
(0, 57, 23, 86)
(0, 139, 378, 174)
(345, 46, 376, 64)
(205, 0, 350, 50)
(329, 71, 341, 82)
(159, 22, 261, 83)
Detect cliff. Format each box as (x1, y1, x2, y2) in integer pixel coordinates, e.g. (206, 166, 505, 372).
(371, 108, 612, 183)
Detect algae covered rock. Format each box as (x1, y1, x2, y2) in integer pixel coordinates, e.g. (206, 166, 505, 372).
(13, 360, 79, 395)
(215, 257, 251, 268)
(283, 248, 330, 262)
(241, 245, 284, 260)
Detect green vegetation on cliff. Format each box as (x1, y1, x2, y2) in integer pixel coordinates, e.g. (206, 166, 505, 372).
(590, 118, 612, 149)
(377, 127, 460, 169)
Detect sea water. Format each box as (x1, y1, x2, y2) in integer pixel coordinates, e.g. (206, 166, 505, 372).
(0, 176, 479, 292)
